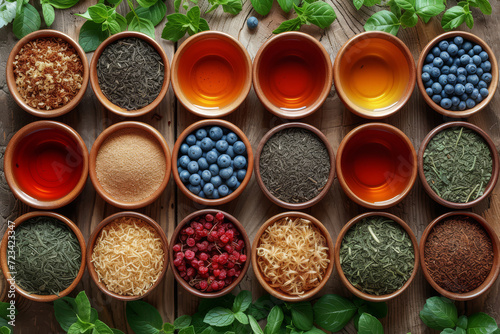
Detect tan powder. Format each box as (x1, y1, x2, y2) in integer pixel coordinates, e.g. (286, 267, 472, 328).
(96, 128, 166, 202)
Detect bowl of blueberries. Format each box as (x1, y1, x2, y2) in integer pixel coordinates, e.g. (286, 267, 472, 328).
(172, 119, 253, 205)
(417, 31, 498, 118)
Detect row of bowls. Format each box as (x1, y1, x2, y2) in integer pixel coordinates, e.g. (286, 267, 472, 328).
(2, 209, 498, 303)
(4, 119, 499, 210)
(7, 29, 498, 120)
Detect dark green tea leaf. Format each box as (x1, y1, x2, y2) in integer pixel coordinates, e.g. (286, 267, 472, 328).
(126, 300, 163, 334)
(358, 313, 384, 334)
(313, 295, 357, 332)
(419, 296, 458, 330)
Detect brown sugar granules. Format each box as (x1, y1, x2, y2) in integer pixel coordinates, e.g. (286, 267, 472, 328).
(96, 128, 166, 202)
(13, 37, 84, 110)
(424, 216, 494, 293)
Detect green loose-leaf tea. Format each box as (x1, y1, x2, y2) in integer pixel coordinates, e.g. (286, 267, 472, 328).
(423, 126, 492, 203)
(340, 216, 415, 295)
(13, 217, 82, 295)
(259, 128, 330, 203)
(96, 37, 164, 111)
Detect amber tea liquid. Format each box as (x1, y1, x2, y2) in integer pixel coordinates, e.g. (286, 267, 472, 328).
(258, 38, 328, 111)
(177, 38, 248, 109)
(339, 38, 410, 110)
(341, 129, 414, 204)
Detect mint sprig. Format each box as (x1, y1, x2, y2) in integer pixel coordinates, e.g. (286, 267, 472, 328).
(273, 1, 336, 33)
(161, 6, 209, 42)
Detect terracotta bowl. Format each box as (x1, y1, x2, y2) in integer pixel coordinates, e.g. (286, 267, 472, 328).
(253, 31, 333, 119)
(89, 121, 171, 209)
(336, 122, 417, 209)
(169, 209, 251, 298)
(0, 211, 86, 302)
(420, 211, 500, 301)
(333, 31, 416, 119)
(172, 119, 253, 206)
(417, 31, 498, 118)
(334, 212, 419, 302)
(171, 31, 252, 118)
(90, 31, 170, 117)
(6, 30, 89, 118)
(254, 122, 336, 209)
(4, 120, 89, 209)
(87, 212, 169, 301)
(252, 211, 334, 302)
(417, 121, 499, 209)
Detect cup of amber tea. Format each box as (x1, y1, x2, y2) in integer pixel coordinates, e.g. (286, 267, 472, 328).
(171, 31, 252, 118)
(253, 32, 333, 119)
(334, 32, 416, 119)
(336, 123, 417, 209)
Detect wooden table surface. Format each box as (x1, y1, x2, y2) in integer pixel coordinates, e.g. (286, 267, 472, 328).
(1, 0, 499, 333)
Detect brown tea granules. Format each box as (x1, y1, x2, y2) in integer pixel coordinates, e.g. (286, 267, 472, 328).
(13, 37, 84, 110)
(424, 216, 494, 293)
(96, 128, 166, 202)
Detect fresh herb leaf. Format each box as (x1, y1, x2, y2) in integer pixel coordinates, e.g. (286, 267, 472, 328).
(277, 0, 294, 12)
(313, 295, 357, 332)
(126, 300, 163, 334)
(250, 0, 273, 15)
(394, 0, 415, 12)
(115, 13, 126, 30)
(469, 0, 491, 15)
(0, 327, 10, 334)
(54, 297, 80, 331)
(419, 296, 458, 331)
(441, 5, 467, 31)
(354, 299, 388, 319)
(264, 306, 284, 334)
(88, 3, 108, 23)
(353, 0, 364, 10)
(45, 0, 79, 9)
(75, 293, 91, 323)
(233, 291, 252, 313)
(0, 0, 17, 29)
(79, 20, 110, 52)
(249, 295, 275, 321)
(178, 326, 196, 334)
(199, 17, 209, 30)
(467, 313, 499, 334)
(303, 1, 336, 28)
(400, 10, 418, 27)
(221, 0, 242, 14)
(68, 319, 94, 334)
(174, 315, 192, 329)
(163, 322, 175, 332)
(12, 3, 40, 39)
(203, 307, 235, 327)
(93, 320, 115, 334)
(465, 11, 473, 28)
(273, 17, 302, 33)
(128, 16, 155, 38)
(41, 2, 54, 26)
(162, 6, 207, 42)
(136, 0, 157, 8)
(289, 302, 313, 331)
(415, 0, 445, 23)
(457, 315, 468, 329)
(358, 313, 384, 334)
(304, 328, 327, 334)
(364, 10, 400, 35)
(126, 1, 166, 26)
(234, 311, 249, 325)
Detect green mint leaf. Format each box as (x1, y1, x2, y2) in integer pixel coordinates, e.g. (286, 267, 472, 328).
(264, 306, 284, 334)
(0, 302, 16, 321)
(400, 10, 418, 27)
(174, 0, 180, 11)
(470, 0, 492, 14)
(198, 17, 209, 31)
(222, 0, 242, 15)
(106, 18, 121, 34)
(93, 320, 114, 334)
(250, 0, 272, 15)
(313, 295, 357, 332)
(419, 296, 458, 331)
(304, 328, 326, 334)
(0, 326, 10, 334)
(388, 0, 402, 18)
(136, 0, 157, 8)
(46, 0, 79, 9)
(88, 3, 108, 23)
(233, 291, 252, 313)
(205, 3, 219, 14)
(457, 315, 468, 329)
(129, 16, 155, 38)
(0, 0, 17, 29)
(178, 326, 196, 334)
(353, 298, 388, 319)
(174, 315, 192, 329)
(465, 12, 473, 28)
(290, 302, 313, 331)
(273, 17, 303, 33)
(364, 10, 400, 35)
(131, 1, 166, 26)
(54, 297, 79, 331)
(415, 0, 445, 23)
(441, 5, 467, 31)
(467, 313, 498, 334)
(199, 326, 218, 334)
(394, 0, 415, 11)
(112, 329, 125, 334)
(304, 1, 336, 28)
(15, 0, 23, 15)
(364, 0, 382, 6)
(42, 4, 54, 27)
(115, 13, 126, 30)
(441, 328, 466, 334)
(75, 9, 92, 20)
(126, 300, 163, 334)
(162, 13, 189, 41)
(353, 0, 364, 10)
(203, 307, 235, 327)
(186, 5, 200, 35)
(358, 313, 384, 334)
(75, 292, 92, 324)
(12, 3, 40, 39)
(277, 0, 294, 12)
(234, 311, 249, 325)
(68, 318, 94, 334)
(248, 316, 264, 334)
(163, 322, 175, 332)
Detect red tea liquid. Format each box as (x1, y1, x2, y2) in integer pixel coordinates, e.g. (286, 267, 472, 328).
(177, 37, 248, 108)
(12, 128, 84, 201)
(258, 38, 328, 111)
(341, 129, 414, 203)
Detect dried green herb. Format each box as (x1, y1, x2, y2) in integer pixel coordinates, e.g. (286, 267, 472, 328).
(13, 217, 81, 295)
(423, 127, 492, 203)
(96, 37, 164, 111)
(340, 216, 414, 295)
(259, 128, 330, 203)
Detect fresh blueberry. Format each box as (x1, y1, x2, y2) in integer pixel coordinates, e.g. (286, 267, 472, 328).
(188, 145, 202, 160)
(220, 167, 233, 180)
(454, 83, 465, 95)
(478, 80, 488, 89)
(447, 44, 459, 56)
(423, 64, 433, 73)
(457, 74, 467, 85)
(179, 155, 191, 168)
(195, 128, 207, 140)
(441, 90, 448, 98)
(480, 88, 489, 97)
(466, 99, 476, 109)
(458, 101, 467, 110)
(187, 161, 199, 174)
(432, 94, 442, 104)
(233, 141, 246, 155)
(203, 183, 214, 196)
(209, 126, 223, 140)
(467, 74, 479, 85)
(217, 154, 231, 168)
(433, 57, 444, 68)
(188, 184, 201, 195)
(460, 93, 469, 101)
(464, 83, 474, 94)
(465, 63, 477, 74)
(440, 51, 450, 63)
(454, 36, 464, 46)
(431, 82, 443, 94)
(444, 84, 455, 95)
(198, 191, 205, 198)
(426, 87, 433, 96)
(441, 66, 450, 75)
(180, 170, 190, 183)
(425, 79, 434, 88)
(247, 16, 258, 29)
(472, 55, 481, 66)
(201, 170, 212, 182)
(180, 143, 189, 155)
(438, 40, 449, 51)
(447, 74, 457, 85)
(425, 53, 435, 63)
(206, 149, 219, 164)
(476, 94, 483, 103)
(480, 61, 491, 72)
(198, 157, 209, 170)
(233, 155, 247, 169)
(451, 96, 460, 106)
(468, 49, 475, 57)
(237, 169, 246, 181)
(226, 176, 238, 189)
(215, 140, 228, 152)
(422, 72, 431, 82)
(226, 145, 235, 158)
(211, 176, 222, 188)
(473, 44, 482, 54)
(445, 57, 454, 66)
(210, 189, 219, 199)
(218, 185, 229, 197)
(479, 51, 489, 62)
(431, 46, 441, 57)
(430, 67, 441, 78)
(209, 164, 219, 176)
(457, 49, 465, 57)
(449, 66, 458, 75)
(440, 98, 452, 109)
(186, 134, 197, 146)
(457, 67, 467, 76)
(438, 75, 448, 86)
(460, 54, 471, 65)
(189, 173, 201, 186)
(470, 88, 479, 100)
(226, 132, 238, 144)
(200, 137, 215, 151)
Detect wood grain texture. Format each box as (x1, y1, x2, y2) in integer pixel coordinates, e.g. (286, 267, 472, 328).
(1, 0, 499, 333)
